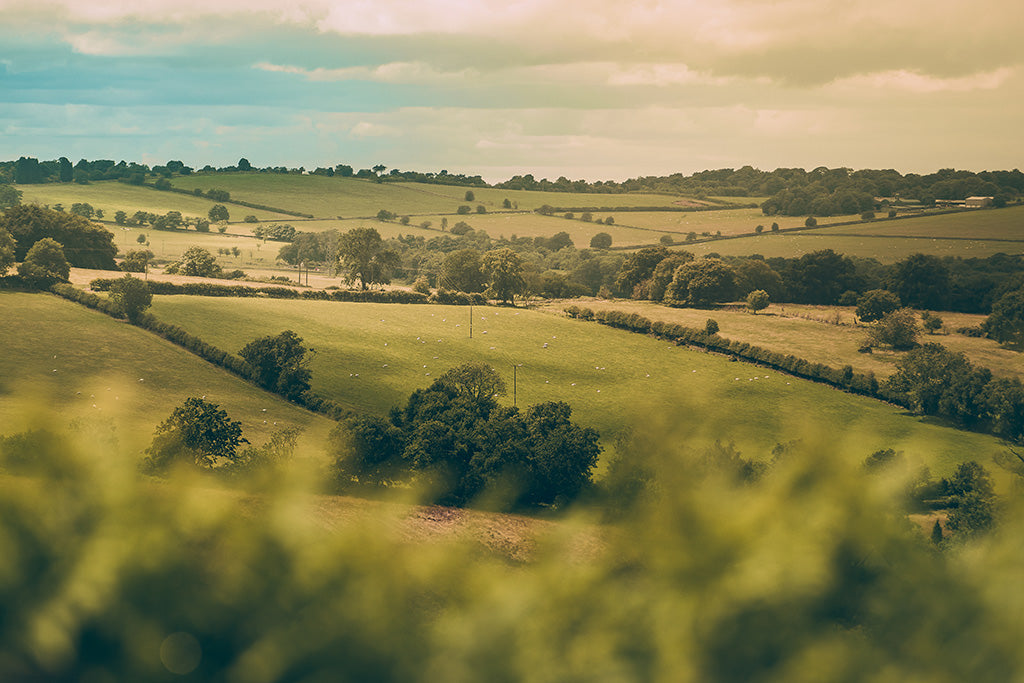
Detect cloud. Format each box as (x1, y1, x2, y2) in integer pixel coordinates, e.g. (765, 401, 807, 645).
(254, 61, 474, 84)
(828, 68, 1016, 94)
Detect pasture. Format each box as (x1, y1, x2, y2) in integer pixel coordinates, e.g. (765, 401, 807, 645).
(550, 300, 1024, 383)
(167, 172, 697, 217)
(15, 181, 294, 222)
(0, 292, 334, 447)
(147, 296, 1008, 475)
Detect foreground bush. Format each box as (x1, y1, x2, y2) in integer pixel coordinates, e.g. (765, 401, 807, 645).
(1, 411, 1023, 680)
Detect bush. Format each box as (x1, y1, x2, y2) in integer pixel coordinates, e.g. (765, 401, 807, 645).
(412, 275, 431, 295)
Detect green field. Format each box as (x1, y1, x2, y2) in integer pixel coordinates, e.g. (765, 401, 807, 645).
(597, 208, 860, 238)
(166, 173, 698, 218)
(548, 300, 1024, 383)
(0, 292, 335, 447)
(15, 181, 295, 222)
(147, 296, 1007, 475)
(684, 207, 1024, 262)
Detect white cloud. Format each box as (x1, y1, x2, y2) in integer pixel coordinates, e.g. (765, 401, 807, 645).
(828, 68, 1016, 94)
(254, 61, 474, 84)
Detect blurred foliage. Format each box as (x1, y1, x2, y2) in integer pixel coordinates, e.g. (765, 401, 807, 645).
(1, 406, 1023, 682)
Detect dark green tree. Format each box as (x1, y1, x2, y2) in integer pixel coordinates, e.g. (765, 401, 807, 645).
(891, 253, 950, 310)
(614, 246, 669, 297)
(482, 248, 526, 304)
(665, 258, 737, 307)
(866, 308, 920, 350)
(746, 289, 770, 314)
(170, 246, 221, 278)
(142, 397, 244, 472)
(0, 205, 117, 269)
(208, 204, 230, 222)
(984, 289, 1024, 344)
(239, 330, 312, 401)
(0, 184, 21, 209)
(0, 227, 15, 275)
(338, 227, 399, 290)
(108, 274, 152, 322)
(856, 289, 901, 322)
(120, 249, 153, 273)
(17, 238, 70, 285)
(439, 248, 485, 293)
(589, 232, 612, 249)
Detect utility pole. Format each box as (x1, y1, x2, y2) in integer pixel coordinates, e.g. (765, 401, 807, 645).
(469, 304, 473, 339)
(513, 364, 517, 407)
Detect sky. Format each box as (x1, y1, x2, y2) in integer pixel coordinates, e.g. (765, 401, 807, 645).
(1, 0, 1022, 182)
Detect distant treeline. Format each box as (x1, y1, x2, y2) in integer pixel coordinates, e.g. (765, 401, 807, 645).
(4, 157, 1021, 214)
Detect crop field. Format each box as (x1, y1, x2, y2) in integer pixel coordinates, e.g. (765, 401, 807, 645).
(0, 292, 335, 447)
(147, 296, 1007, 475)
(549, 300, 1024, 383)
(15, 181, 294, 222)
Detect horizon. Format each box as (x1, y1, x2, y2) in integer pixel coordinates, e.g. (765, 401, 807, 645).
(2, 1, 1022, 183)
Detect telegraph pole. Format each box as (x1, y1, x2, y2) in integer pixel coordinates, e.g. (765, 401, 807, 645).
(469, 304, 473, 339)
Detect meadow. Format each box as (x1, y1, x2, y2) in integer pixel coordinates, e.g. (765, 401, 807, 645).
(167, 172, 697, 217)
(0, 291, 335, 447)
(16, 181, 294, 222)
(146, 296, 1008, 476)
(550, 300, 1024, 383)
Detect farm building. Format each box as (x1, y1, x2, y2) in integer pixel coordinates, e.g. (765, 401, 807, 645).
(965, 196, 994, 208)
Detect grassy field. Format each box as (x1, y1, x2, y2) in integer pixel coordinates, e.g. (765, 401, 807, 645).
(595, 208, 861, 238)
(167, 173, 700, 217)
(147, 296, 1008, 475)
(16, 181, 295, 222)
(683, 207, 1024, 262)
(0, 292, 335, 448)
(546, 299, 1024, 382)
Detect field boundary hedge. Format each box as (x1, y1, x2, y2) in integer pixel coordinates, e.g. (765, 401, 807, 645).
(143, 182, 315, 218)
(564, 304, 896, 403)
(50, 283, 351, 420)
(88, 278, 434, 303)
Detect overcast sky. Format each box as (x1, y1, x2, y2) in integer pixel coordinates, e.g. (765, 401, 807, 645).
(1, 0, 1021, 182)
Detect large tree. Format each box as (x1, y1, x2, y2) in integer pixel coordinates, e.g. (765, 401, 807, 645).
(17, 238, 70, 285)
(142, 397, 244, 472)
(168, 246, 221, 278)
(787, 249, 860, 305)
(614, 246, 669, 297)
(439, 248, 485, 293)
(664, 258, 737, 307)
(108, 274, 152, 323)
(0, 204, 117, 270)
(338, 227, 399, 290)
(0, 227, 15, 276)
(891, 253, 950, 310)
(482, 248, 526, 304)
(0, 184, 21, 209)
(239, 330, 313, 401)
(984, 289, 1024, 344)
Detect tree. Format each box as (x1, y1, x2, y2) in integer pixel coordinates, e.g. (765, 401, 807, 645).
(171, 246, 221, 278)
(885, 343, 990, 424)
(705, 318, 719, 335)
(0, 227, 15, 276)
(648, 253, 694, 301)
(237, 158, 252, 171)
(984, 289, 1024, 344)
(519, 401, 601, 505)
(482, 248, 526, 304)
(436, 362, 506, 403)
(464, 190, 475, 201)
(891, 253, 950, 310)
(109, 274, 152, 322)
(239, 330, 312, 401)
(788, 249, 859, 305)
(17, 238, 70, 285)
(440, 248, 485, 293)
(114, 211, 127, 225)
(142, 397, 244, 472)
(590, 232, 612, 250)
(0, 184, 21, 209)
(922, 311, 943, 334)
(746, 289, 769, 314)
(665, 258, 737, 307)
(120, 249, 153, 273)
(0, 205, 117, 270)
(208, 204, 230, 222)
(614, 246, 669, 296)
(866, 308, 920, 350)
(338, 227, 399, 290)
(546, 231, 573, 251)
(58, 156, 73, 183)
(856, 289, 901, 322)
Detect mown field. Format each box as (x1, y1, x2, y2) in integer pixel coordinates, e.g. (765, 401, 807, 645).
(594, 208, 860, 238)
(547, 300, 1024, 382)
(147, 296, 1008, 475)
(0, 292, 335, 447)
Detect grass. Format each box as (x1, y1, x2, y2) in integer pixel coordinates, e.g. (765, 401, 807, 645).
(167, 173, 699, 218)
(684, 207, 1024, 262)
(546, 299, 1024, 383)
(147, 296, 1009, 475)
(15, 181, 295, 222)
(596, 208, 860, 238)
(0, 291, 335, 447)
